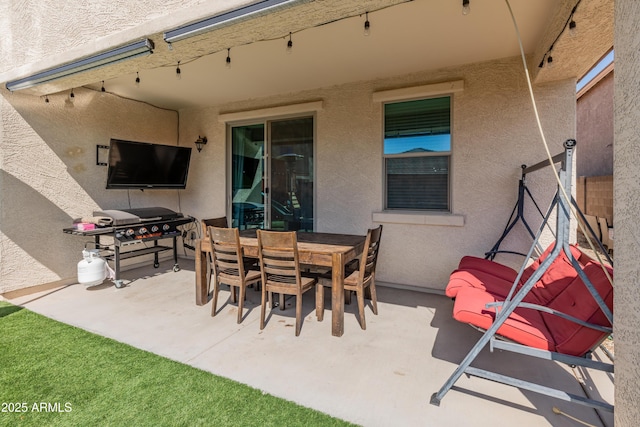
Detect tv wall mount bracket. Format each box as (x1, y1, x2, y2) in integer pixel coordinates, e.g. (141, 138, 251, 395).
(96, 144, 109, 166)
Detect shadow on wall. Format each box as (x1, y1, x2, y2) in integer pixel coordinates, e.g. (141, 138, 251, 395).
(0, 170, 77, 280)
(4, 88, 179, 212)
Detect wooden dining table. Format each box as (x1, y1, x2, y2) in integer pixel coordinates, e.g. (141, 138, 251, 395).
(195, 229, 366, 337)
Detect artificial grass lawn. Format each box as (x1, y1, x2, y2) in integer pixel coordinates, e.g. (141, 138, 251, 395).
(0, 302, 353, 427)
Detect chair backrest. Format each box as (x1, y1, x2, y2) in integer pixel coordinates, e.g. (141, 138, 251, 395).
(208, 226, 246, 282)
(357, 225, 383, 285)
(202, 217, 228, 237)
(256, 230, 301, 289)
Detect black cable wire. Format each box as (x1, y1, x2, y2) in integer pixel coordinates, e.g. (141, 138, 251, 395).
(539, 0, 582, 68)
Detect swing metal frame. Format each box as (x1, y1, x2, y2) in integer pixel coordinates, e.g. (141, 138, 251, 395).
(431, 139, 614, 413)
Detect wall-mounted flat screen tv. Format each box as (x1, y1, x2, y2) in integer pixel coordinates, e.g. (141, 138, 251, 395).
(106, 139, 192, 189)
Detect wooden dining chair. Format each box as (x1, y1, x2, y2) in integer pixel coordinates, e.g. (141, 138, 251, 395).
(317, 225, 383, 330)
(201, 217, 228, 294)
(256, 230, 319, 336)
(208, 226, 261, 324)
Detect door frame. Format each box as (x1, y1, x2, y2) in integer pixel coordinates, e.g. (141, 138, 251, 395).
(225, 112, 317, 231)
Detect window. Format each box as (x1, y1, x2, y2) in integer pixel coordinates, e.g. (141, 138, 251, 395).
(384, 96, 451, 211)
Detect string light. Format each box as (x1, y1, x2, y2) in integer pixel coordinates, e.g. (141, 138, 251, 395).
(538, 0, 582, 68)
(462, 0, 470, 16)
(568, 18, 577, 37)
(286, 33, 293, 54)
(43, 1, 412, 96)
(101, 81, 106, 92)
(364, 12, 370, 36)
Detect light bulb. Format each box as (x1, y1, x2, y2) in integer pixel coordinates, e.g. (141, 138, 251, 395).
(462, 0, 470, 15)
(569, 20, 577, 37)
(364, 12, 370, 36)
(226, 49, 231, 68)
(69, 89, 75, 102)
(44, 95, 49, 103)
(286, 34, 293, 54)
(101, 81, 106, 93)
(135, 72, 140, 87)
(176, 62, 182, 80)
(546, 55, 554, 69)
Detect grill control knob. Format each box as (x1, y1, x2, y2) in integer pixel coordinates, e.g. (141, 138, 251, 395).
(126, 228, 135, 236)
(138, 227, 148, 235)
(162, 224, 170, 231)
(151, 225, 159, 232)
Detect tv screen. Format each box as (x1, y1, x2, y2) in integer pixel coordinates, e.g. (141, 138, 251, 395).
(106, 139, 192, 189)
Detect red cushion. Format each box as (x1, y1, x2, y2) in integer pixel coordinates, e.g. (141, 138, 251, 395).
(526, 245, 585, 305)
(446, 242, 565, 300)
(447, 268, 541, 304)
(446, 268, 513, 299)
(452, 287, 556, 352)
(457, 256, 519, 283)
(543, 261, 614, 356)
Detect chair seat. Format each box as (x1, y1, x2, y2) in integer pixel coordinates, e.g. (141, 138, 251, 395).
(265, 275, 316, 293)
(453, 287, 556, 352)
(447, 245, 614, 357)
(219, 268, 261, 283)
(344, 270, 367, 288)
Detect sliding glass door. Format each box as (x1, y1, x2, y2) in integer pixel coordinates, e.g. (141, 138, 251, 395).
(230, 116, 314, 231)
(231, 124, 265, 229)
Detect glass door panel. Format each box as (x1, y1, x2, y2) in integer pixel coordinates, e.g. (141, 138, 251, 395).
(231, 124, 265, 230)
(269, 117, 314, 231)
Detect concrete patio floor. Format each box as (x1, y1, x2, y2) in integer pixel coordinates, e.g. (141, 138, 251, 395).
(2, 259, 614, 427)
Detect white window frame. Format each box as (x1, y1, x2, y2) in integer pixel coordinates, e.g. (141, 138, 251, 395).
(372, 81, 465, 226)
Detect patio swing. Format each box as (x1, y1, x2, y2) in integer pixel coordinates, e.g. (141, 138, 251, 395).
(432, 139, 614, 413)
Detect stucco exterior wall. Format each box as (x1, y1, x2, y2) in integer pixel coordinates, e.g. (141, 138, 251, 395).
(0, 0, 210, 75)
(180, 56, 575, 290)
(613, 1, 640, 424)
(0, 88, 178, 292)
(576, 71, 614, 177)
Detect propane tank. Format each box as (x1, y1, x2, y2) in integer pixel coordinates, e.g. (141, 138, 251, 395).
(77, 248, 107, 287)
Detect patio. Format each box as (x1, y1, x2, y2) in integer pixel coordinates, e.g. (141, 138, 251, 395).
(2, 259, 614, 427)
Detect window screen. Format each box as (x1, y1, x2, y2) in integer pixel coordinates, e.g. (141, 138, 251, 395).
(384, 96, 451, 211)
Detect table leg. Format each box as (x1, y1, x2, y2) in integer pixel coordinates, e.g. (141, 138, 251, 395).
(331, 252, 345, 337)
(195, 239, 208, 306)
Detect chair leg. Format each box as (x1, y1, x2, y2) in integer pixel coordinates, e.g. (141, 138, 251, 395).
(369, 282, 378, 315)
(316, 284, 324, 321)
(231, 286, 237, 303)
(356, 288, 366, 330)
(345, 290, 352, 305)
(279, 293, 285, 310)
(260, 287, 267, 330)
(237, 285, 245, 324)
(295, 293, 302, 336)
(211, 279, 220, 317)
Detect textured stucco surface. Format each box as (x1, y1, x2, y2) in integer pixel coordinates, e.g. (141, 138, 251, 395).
(532, 0, 613, 84)
(0, 87, 178, 292)
(0, 0, 211, 75)
(613, 1, 640, 424)
(576, 71, 614, 177)
(180, 56, 575, 289)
